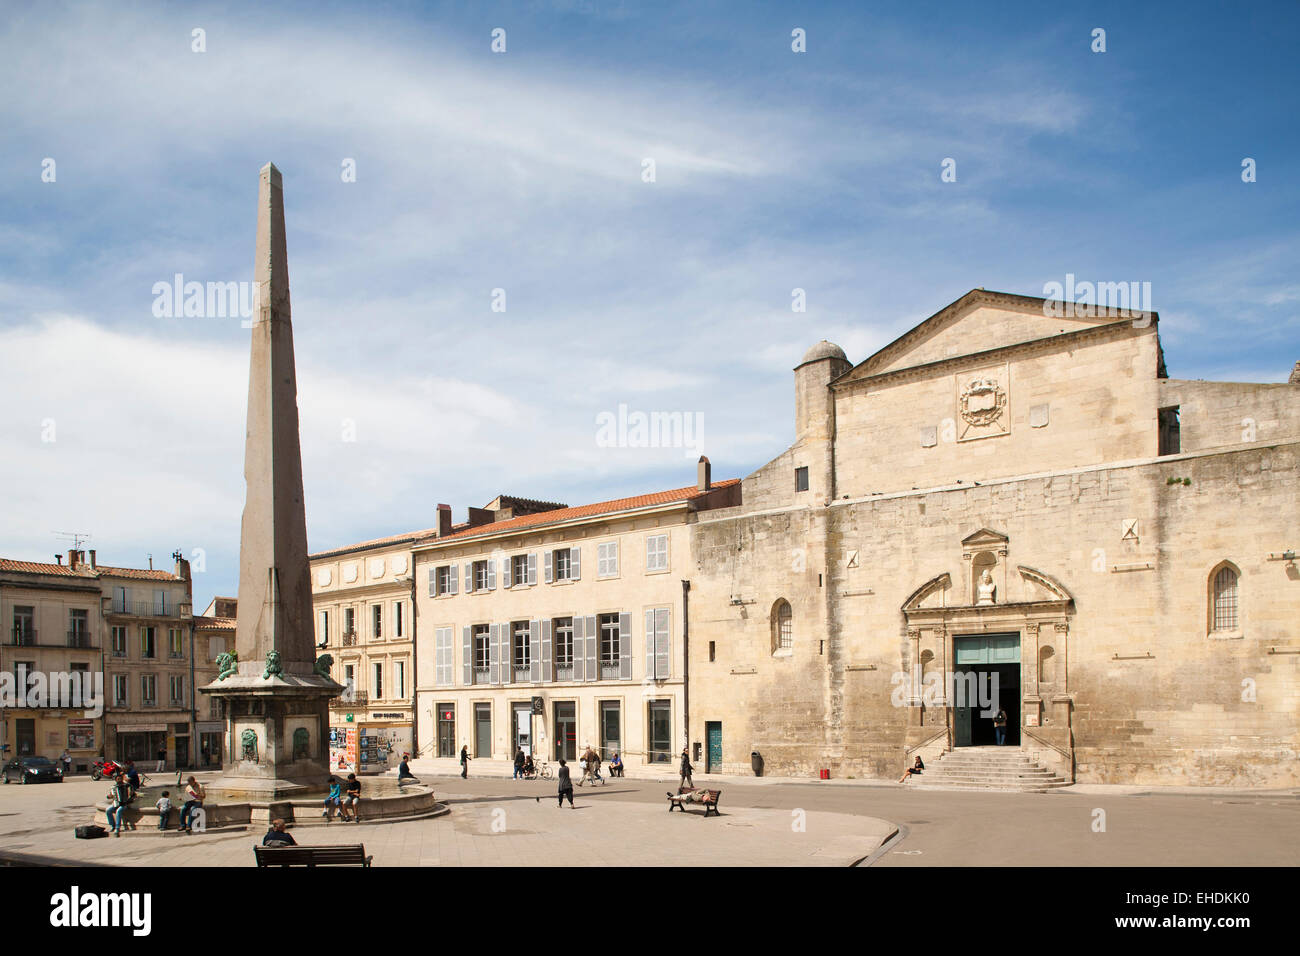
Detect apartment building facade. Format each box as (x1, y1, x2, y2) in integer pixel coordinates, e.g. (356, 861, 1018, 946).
(192, 596, 236, 767)
(0, 556, 106, 769)
(310, 533, 423, 773)
(412, 474, 739, 771)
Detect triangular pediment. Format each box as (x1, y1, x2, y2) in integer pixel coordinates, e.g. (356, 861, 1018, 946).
(835, 289, 1141, 386)
(961, 527, 1008, 548)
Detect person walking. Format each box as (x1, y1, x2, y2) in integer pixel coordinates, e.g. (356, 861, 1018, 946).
(155, 745, 166, 773)
(679, 748, 694, 790)
(106, 772, 131, 837)
(556, 757, 574, 808)
(993, 709, 1008, 746)
(179, 776, 204, 832)
(60, 749, 72, 776)
(513, 748, 525, 780)
(460, 744, 470, 779)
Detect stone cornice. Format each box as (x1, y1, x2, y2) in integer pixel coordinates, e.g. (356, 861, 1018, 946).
(834, 315, 1145, 394)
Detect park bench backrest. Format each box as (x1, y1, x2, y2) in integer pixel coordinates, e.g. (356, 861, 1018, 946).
(254, 844, 370, 866)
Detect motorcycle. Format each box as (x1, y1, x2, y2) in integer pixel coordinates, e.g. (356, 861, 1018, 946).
(90, 759, 125, 781)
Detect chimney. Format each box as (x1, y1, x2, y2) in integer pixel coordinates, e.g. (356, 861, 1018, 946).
(67, 549, 78, 570)
(437, 504, 452, 537)
(55, 554, 63, 565)
(89, 549, 96, 569)
(697, 455, 712, 491)
(148, 554, 153, 570)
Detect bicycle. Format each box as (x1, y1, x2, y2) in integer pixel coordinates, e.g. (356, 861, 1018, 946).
(526, 758, 554, 780)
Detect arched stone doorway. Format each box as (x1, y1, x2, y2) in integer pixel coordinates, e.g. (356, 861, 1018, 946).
(899, 557, 1076, 781)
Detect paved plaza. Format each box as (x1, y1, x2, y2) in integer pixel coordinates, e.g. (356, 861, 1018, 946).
(0, 771, 1295, 867)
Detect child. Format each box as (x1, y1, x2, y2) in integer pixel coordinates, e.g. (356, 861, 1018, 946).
(155, 790, 173, 831)
(322, 775, 342, 821)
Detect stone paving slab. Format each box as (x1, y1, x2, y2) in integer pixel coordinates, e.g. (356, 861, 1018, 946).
(0, 778, 894, 867)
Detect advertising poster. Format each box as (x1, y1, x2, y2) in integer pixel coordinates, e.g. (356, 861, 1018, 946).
(328, 726, 359, 771)
(67, 719, 95, 750)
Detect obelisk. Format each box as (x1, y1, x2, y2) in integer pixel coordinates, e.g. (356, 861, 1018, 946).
(201, 163, 341, 801)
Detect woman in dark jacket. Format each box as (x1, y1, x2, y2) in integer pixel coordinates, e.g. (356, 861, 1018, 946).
(556, 758, 574, 807)
(460, 745, 470, 779)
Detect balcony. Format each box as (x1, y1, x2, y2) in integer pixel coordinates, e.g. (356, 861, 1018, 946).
(108, 600, 189, 619)
(554, 664, 574, 682)
(600, 663, 621, 680)
(473, 666, 491, 685)
(9, 628, 36, 646)
(338, 690, 368, 706)
(67, 630, 93, 649)
(513, 664, 531, 680)
(342, 630, 358, 647)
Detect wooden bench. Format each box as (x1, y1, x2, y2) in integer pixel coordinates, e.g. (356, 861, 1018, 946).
(666, 787, 721, 818)
(253, 844, 373, 867)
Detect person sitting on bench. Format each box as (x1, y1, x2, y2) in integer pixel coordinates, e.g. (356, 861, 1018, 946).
(262, 818, 297, 846)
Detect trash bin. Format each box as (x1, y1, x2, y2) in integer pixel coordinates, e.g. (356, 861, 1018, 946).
(751, 751, 763, 777)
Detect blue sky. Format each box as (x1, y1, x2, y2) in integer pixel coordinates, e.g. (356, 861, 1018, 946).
(1, 0, 1297, 609)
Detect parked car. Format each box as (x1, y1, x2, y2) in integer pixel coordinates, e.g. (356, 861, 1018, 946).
(2, 756, 65, 784)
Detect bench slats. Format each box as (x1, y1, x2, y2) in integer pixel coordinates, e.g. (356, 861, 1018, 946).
(254, 843, 373, 867)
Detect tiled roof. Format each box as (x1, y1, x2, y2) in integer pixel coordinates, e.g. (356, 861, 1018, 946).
(309, 522, 471, 560)
(93, 565, 184, 582)
(0, 558, 182, 582)
(193, 616, 236, 630)
(417, 480, 740, 547)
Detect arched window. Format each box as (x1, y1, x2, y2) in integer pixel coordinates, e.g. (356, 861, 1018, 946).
(1210, 564, 1240, 633)
(771, 600, 793, 654)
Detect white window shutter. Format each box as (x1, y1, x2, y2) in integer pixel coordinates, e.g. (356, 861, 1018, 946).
(502, 556, 511, 589)
(487, 557, 497, 590)
(464, 563, 473, 593)
(529, 620, 541, 682)
(645, 610, 656, 679)
(541, 619, 552, 682)
(527, 552, 538, 585)
(619, 612, 632, 680)
(570, 546, 581, 580)
(573, 617, 586, 681)
(462, 626, 473, 685)
(428, 568, 437, 597)
(585, 615, 597, 681)
(544, 551, 553, 584)
(655, 608, 671, 678)
(489, 623, 501, 684)
(450, 565, 458, 594)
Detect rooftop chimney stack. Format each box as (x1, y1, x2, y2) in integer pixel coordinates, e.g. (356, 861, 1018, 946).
(89, 549, 96, 569)
(697, 455, 712, 491)
(67, 549, 78, 570)
(437, 504, 452, 537)
(55, 554, 63, 565)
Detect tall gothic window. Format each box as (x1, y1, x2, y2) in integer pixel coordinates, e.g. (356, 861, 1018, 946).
(1210, 563, 1240, 633)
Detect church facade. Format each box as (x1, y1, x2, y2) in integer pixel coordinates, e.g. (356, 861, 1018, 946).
(685, 289, 1299, 787)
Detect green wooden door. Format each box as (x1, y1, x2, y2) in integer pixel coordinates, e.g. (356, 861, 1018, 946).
(706, 722, 722, 773)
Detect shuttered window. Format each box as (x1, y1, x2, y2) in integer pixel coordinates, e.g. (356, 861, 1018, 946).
(645, 535, 668, 572)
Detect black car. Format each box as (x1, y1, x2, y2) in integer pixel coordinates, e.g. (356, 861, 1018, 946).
(2, 756, 65, 784)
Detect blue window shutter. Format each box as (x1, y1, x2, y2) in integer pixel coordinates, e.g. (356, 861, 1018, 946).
(570, 546, 581, 580)
(645, 610, 655, 679)
(544, 551, 553, 584)
(527, 552, 537, 586)
(573, 617, 586, 681)
(541, 619, 552, 682)
(619, 612, 632, 680)
(462, 626, 473, 685)
(529, 620, 541, 682)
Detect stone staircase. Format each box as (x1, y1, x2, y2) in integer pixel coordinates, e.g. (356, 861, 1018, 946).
(912, 746, 1069, 792)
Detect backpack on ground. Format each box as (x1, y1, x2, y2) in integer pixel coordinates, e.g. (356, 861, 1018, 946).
(75, 824, 108, 839)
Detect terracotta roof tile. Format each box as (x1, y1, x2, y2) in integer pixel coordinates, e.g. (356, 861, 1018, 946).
(309, 527, 441, 560)
(193, 616, 236, 630)
(417, 479, 740, 546)
(93, 565, 184, 582)
(0, 558, 182, 581)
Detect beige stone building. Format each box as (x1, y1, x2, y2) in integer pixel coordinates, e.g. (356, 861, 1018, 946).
(310, 533, 423, 773)
(411, 482, 738, 771)
(687, 289, 1299, 787)
(192, 596, 236, 768)
(0, 555, 107, 769)
(1, 549, 218, 770)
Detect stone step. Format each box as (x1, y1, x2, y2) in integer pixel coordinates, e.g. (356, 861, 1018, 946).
(915, 748, 1070, 792)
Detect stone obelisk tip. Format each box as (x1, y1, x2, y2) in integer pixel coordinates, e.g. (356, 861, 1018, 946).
(260, 161, 282, 185)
